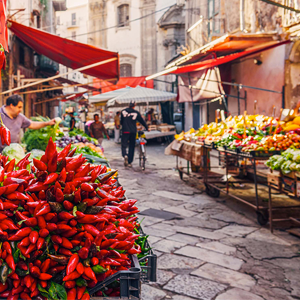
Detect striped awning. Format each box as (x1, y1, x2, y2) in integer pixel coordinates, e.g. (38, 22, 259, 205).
(89, 87, 133, 104)
(106, 86, 177, 107)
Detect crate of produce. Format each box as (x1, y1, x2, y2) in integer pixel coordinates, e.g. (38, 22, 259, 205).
(148, 125, 157, 131)
(282, 176, 297, 196)
(267, 172, 282, 191)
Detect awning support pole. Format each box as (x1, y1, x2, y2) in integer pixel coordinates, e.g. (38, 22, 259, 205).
(282, 86, 285, 108)
(237, 88, 240, 115)
(188, 74, 196, 129)
(1, 58, 118, 95)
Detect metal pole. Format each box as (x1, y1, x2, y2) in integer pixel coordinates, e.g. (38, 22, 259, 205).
(244, 90, 247, 112)
(237, 88, 240, 115)
(282, 85, 285, 108)
(188, 74, 196, 128)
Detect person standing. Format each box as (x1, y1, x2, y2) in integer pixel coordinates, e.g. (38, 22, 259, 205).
(0, 95, 55, 151)
(89, 114, 109, 146)
(114, 111, 121, 143)
(121, 101, 148, 167)
(69, 112, 76, 131)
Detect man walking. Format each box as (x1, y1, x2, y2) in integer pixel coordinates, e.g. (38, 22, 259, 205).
(89, 114, 109, 146)
(121, 101, 148, 167)
(114, 111, 121, 143)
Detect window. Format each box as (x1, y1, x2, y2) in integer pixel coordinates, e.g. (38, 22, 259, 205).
(57, 16, 60, 25)
(207, 0, 220, 36)
(72, 31, 76, 41)
(71, 13, 76, 26)
(120, 64, 132, 77)
(19, 46, 25, 65)
(118, 4, 129, 27)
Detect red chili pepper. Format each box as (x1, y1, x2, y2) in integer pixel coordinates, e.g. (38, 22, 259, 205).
(32, 158, 47, 171)
(58, 144, 72, 159)
(2, 241, 12, 255)
(38, 228, 49, 238)
(35, 204, 51, 217)
(66, 154, 83, 172)
(62, 200, 74, 211)
(51, 235, 62, 244)
(58, 211, 74, 221)
(61, 237, 73, 249)
(4, 159, 15, 173)
(78, 247, 89, 259)
(84, 266, 96, 281)
(83, 198, 100, 207)
(4, 184, 19, 195)
(65, 287, 76, 300)
(6, 191, 29, 201)
(25, 243, 36, 256)
(55, 188, 64, 203)
(46, 223, 57, 231)
(91, 257, 99, 266)
(47, 151, 58, 173)
(78, 214, 107, 224)
(0, 283, 7, 293)
(36, 237, 44, 250)
(0, 186, 6, 196)
(77, 286, 86, 300)
(40, 259, 51, 273)
(74, 188, 81, 204)
(9, 227, 32, 241)
(58, 248, 73, 256)
(83, 224, 100, 237)
(5, 254, 16, 271)
(66, 253, 79, 275)
(25, 182, 48, 193)
(63, 270, 81, 281)
(44, 173, 58, 185)
(96, 188, 119, 201)
(39, 273, 52, 281)
(75, 262, 84, 275)
(75, 164, 90, 179)
(58, 167, 67, 183)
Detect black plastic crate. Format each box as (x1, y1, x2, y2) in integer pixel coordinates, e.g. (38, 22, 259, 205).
(88, 255, 141, 299)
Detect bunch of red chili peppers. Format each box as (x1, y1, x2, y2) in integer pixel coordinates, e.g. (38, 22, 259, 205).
(0, 114, 11, 146)
(0, 137, 141, 300)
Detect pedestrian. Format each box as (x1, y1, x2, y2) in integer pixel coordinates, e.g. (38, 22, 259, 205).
(69, 112, 76, 131)
(146, 108, 155, 124)
(0, 95, 55, 151)
(89, 114, 109, 146)
(121, 101, 148, 167)
(114, 111, 121, 143)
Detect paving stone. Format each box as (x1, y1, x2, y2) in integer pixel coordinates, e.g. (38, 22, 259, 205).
(167, 233, 200, 245)
(175, 246, 244, 271)
(215, 225, 258, 237)
(211, 210, 256, 226)
(176, 227, 227, 240)
(148, 235, 162, 245)
(215, 288, 264, 300)
(173, 216, 228, 230)
(285, 269, 300, 297)
(141, 284, 166, 300)
(152, 239, 186, 253)
(143, 227, 176, 238)
(246, 228, 291, 245)
(163, 206, 197, 217)
(164, 274, 227, 300)
(170, 295, 196, 300)
(269, 257, 300, 269)
(152, 190, 190, 201)
(137, 200, 176, 210)
(196, 241, 236, 255)
(251, 285, 294, 300)
(192, 263, 255, 291)
(155, 269, 176, 286)
(138, 215, 163, 227)
(158, 253, 204, 270)
(151, 223, 179, 232)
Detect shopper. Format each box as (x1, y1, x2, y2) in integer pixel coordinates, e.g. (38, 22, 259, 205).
(0, 95, 55, 151)
(69, 112, 76, 131)
(121, 101, 148, 167)
(114, 111, 121, 143)
(89, 114, 109, 145)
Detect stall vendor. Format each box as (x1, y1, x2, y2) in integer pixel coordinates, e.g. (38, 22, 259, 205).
(0, 95, 55, 151)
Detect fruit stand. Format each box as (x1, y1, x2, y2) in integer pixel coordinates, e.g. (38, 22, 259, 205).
(167, 110, 300, 231)
(0, 130, 156, 299)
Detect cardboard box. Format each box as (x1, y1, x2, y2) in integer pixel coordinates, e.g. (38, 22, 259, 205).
(282, 176, 296, 197)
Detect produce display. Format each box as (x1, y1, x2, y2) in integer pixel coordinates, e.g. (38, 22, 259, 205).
(73, 144, 104, 159)
(174, 113, 300, 153)
(0, 138, 142, 299)
(266, 147, 300, 174)
(23, 116, 63, 152)
(69, 129, 98, 145)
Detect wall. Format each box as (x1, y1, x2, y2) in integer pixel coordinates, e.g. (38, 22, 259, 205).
(229, 44, 286, 116)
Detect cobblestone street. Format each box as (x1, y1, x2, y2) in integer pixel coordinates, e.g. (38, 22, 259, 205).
(104, 140, 300, 300)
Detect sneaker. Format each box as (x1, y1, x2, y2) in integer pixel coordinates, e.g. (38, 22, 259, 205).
(124, 155, 128, 167)
(128, 163, 132, 168)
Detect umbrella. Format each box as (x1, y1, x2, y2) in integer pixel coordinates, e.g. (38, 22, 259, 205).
(89, 87, 133, 104)
(106, 86, 177, 107)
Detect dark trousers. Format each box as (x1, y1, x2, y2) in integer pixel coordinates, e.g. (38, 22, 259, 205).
(121, 133, 136, 164)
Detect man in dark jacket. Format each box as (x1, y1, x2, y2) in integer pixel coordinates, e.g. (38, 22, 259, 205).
(121, 101, 148, 167)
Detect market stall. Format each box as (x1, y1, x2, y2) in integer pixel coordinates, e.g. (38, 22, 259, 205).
(166, 109, 300, 231)
(0, 119, 156, 299)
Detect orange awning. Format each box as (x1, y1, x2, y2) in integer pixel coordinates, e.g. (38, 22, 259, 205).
(8, 20, 119, 81)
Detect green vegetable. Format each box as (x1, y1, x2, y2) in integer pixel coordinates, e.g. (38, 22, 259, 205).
(74, 146, 104, 159)
(29, 149, 45, 161)
(2, 143, 25, 163)
(23, 115, 62, 151)
(48, 282, 67, 300)
(92, 265, 107, 274)
(69, 128, 98, 144)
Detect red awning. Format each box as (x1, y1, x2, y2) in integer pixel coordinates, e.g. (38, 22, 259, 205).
(171, 40, 290, 75)
(61, 92, 86, 102)
(56, 77, 97, 91)
(93, 76, 154, 94)
(8, 20, 119, 81)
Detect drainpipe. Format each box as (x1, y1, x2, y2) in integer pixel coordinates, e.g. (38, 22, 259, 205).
(240, 0, 245, 31)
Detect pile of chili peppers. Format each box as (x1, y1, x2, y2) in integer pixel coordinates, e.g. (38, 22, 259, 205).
(0, 137, 141, 299)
